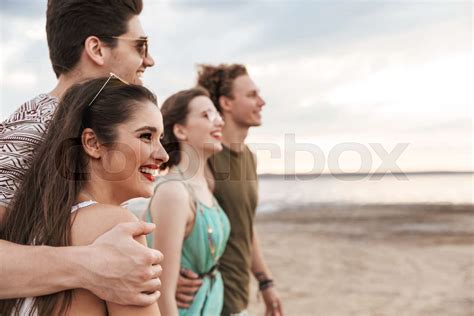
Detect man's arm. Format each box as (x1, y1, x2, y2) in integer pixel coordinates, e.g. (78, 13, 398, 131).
(0, 240, 80, 298)
(251, 227, 284, 316)
(0, 221, 163, 306)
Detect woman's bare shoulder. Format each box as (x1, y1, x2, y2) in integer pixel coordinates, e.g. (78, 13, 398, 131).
(150, 180, 191, 210)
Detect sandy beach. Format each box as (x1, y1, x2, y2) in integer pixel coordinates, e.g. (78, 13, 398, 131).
(247, 204, 474, 316)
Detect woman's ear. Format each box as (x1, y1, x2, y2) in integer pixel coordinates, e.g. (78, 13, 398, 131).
(173, 124, 188, 141)
(82, 128, 102, 159)
(83, 36, 106, 67)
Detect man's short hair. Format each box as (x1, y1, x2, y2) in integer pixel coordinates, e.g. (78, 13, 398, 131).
(46, 0, 143, 78)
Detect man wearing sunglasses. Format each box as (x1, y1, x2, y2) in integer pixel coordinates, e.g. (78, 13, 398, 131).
(0, 0, 161, 307)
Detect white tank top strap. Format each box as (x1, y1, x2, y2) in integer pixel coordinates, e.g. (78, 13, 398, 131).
(71, 200, 98, 213)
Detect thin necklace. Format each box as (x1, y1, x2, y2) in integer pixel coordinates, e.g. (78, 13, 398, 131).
(176, 166, 216, 207)
(176, 166, 222, 260)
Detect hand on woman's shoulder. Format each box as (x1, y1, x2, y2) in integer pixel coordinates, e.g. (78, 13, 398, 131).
(70, 203, 140, 246)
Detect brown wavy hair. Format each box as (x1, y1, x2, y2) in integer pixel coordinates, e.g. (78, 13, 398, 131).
(0, 78, 157, 316)
(196, 63, 247, 112)
(159, 87, 210, 170)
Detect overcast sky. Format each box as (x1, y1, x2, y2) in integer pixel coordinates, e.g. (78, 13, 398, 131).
(1, 0, 472, 174)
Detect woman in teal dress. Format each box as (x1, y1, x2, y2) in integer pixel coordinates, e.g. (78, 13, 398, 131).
(145, 87, 230, 316)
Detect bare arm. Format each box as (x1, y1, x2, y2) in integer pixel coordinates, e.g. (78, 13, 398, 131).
(68, 204, 161, 316)
(0, 201, 87, 298)
(0, 239, 83, 298)
(150, 182, 193, 316)
(250, 227, 273, 282)
(251, 227, 284, 316)
(0, 215, 162, 306)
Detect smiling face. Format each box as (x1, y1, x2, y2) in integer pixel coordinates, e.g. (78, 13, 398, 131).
(227, 74, 266, 127)
(180, 95, 224, 156)
(99, 100, 168, 201)
(106, 15, 155, 85)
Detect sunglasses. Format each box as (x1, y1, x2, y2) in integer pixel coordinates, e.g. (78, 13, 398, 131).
(103, 36, 149, 59)
(89, 72, 129, 107)
(202, 109, 223, 123)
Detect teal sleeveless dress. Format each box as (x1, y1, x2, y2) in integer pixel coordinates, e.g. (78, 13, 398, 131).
(145, 179, 231, 316)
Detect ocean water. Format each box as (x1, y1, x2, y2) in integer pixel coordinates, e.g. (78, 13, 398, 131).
(257, 172, 473, 212)
(127, 173, 473, 216)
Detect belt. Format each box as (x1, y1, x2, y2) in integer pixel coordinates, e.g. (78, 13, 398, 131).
(229, 310, 249, 316)
(198, 263, 219, 279)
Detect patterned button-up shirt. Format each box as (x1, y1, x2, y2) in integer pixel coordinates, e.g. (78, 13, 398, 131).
(0, 94, 58, 207)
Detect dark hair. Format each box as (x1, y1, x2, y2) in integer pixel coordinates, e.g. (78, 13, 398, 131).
(160, 87, 210, 170)
(46, 0, 143, 78)
(196, 63, 247, 112)
(0, 78, 157, 316)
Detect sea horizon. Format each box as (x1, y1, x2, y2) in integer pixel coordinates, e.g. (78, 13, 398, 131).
(127, 172, 473, 216)
(258, 170, 474, 178)
(256, 172, 473, 212)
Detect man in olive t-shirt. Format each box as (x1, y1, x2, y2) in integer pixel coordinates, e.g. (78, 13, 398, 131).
(204, 64, 283, 316)
(208, 144, 259, 313)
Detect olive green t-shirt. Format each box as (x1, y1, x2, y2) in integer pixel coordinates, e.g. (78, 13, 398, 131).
(208, 144, 258, 315)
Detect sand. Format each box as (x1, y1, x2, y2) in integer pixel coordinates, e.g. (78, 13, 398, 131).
(247, 204, 474, 316)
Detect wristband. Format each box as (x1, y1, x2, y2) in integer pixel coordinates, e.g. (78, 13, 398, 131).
(258, 279, 274, 291)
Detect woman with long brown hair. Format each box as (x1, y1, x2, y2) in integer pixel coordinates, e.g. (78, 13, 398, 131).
(0, 76, 168, 315)
(144, 87, 230, 315)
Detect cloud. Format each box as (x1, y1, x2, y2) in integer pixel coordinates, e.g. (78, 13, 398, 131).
(0, 0, 471, 172)
(168, 0, 251, 12)
(0, 11, 52, 118)
(0, 0, 46, 18)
